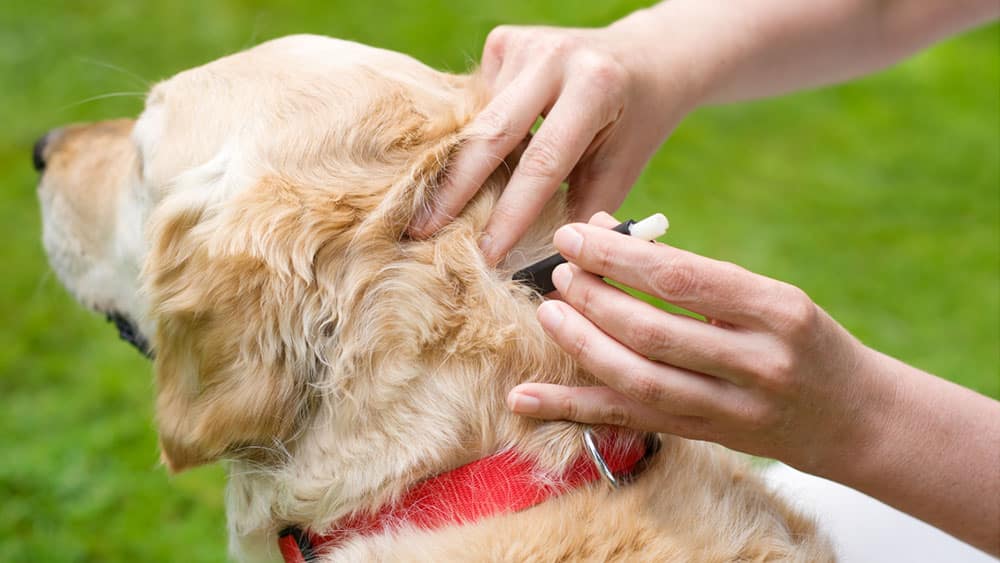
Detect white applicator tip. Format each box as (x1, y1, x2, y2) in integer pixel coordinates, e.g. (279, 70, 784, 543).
(628, 213, 670, 241)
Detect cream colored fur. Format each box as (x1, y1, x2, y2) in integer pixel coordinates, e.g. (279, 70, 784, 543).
(37, 35, 834, 562)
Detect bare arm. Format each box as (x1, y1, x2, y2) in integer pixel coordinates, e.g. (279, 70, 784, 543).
(620, 0, 1000, 105)
(837, 351, 1000, 556)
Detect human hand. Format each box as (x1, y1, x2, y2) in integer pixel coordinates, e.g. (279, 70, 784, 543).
(409, 22, 698, 264)
(507, 212, 889, 475)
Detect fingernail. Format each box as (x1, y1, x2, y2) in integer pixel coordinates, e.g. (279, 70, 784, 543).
(551, 263, 572, 290)
(553, 226, 583, 258)
(537, 301, 565, 331)
(508, 391, 541, 414)
(593, 211, 617, 225)
(478, 232, 494, 256)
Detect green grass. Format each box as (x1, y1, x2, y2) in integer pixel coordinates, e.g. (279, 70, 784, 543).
(1, 2, 997, 561)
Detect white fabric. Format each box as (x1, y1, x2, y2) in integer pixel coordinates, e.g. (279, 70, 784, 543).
(763, 463, 997, 562)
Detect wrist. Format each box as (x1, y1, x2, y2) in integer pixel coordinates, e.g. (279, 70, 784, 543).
(605, 0, 762, 111)
(805, 345, 951, 494)
(602, 5, 707, 115)
(791, 339, 901, 484)
(808, 349, 1000, 553)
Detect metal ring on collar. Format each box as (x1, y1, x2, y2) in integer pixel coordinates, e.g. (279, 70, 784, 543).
(582, 426, 620, 489)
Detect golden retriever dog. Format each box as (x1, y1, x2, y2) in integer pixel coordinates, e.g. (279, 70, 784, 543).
(35, 35, 834, 562)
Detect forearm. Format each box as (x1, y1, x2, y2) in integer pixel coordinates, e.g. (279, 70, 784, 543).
(610, 0, 999, 106)
(824, 349, 1000, 555)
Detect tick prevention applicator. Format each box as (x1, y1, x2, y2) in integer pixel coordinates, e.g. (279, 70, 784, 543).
(513, 213, 669, 294)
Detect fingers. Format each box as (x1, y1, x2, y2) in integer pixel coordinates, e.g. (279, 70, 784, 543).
(479, 25, 511, 83)
(550, 263, 759, 384)
(534, 212, 615, 299)
(480, 82, 622, 263)
(534, 299, 733, 417)
(586, 211, 619, 228)
(552, 222, 784, 327)
(507, 383, 713, 437)
(409, 66, 559, 239)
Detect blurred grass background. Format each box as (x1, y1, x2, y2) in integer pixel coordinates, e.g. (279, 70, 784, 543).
(1, 1, 996, 561)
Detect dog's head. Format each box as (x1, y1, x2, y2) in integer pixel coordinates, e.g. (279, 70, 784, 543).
(36, 34, 577, 498)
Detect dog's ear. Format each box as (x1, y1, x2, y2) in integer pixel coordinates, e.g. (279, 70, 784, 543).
(144, 181, 337, 472)
(360, 136, 463, 240)
(153, 309, 307, 472)
(352, 73, 494, 243)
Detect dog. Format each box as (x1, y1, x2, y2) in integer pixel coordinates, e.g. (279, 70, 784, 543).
(35, 35, 834, 561)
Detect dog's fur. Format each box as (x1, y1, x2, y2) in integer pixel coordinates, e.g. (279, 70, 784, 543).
(37, 35, 834, 561)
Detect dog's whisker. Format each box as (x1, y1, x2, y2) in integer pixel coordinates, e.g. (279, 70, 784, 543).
(74, 56, 152, 89)
(56, 91, 146, 113)
(30, 270, 54, 302)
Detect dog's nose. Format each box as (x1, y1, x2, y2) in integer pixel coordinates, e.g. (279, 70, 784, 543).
(33, 131, 52, 173)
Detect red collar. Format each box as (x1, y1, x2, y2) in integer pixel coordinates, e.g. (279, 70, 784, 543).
(278, 428, 659, 562)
